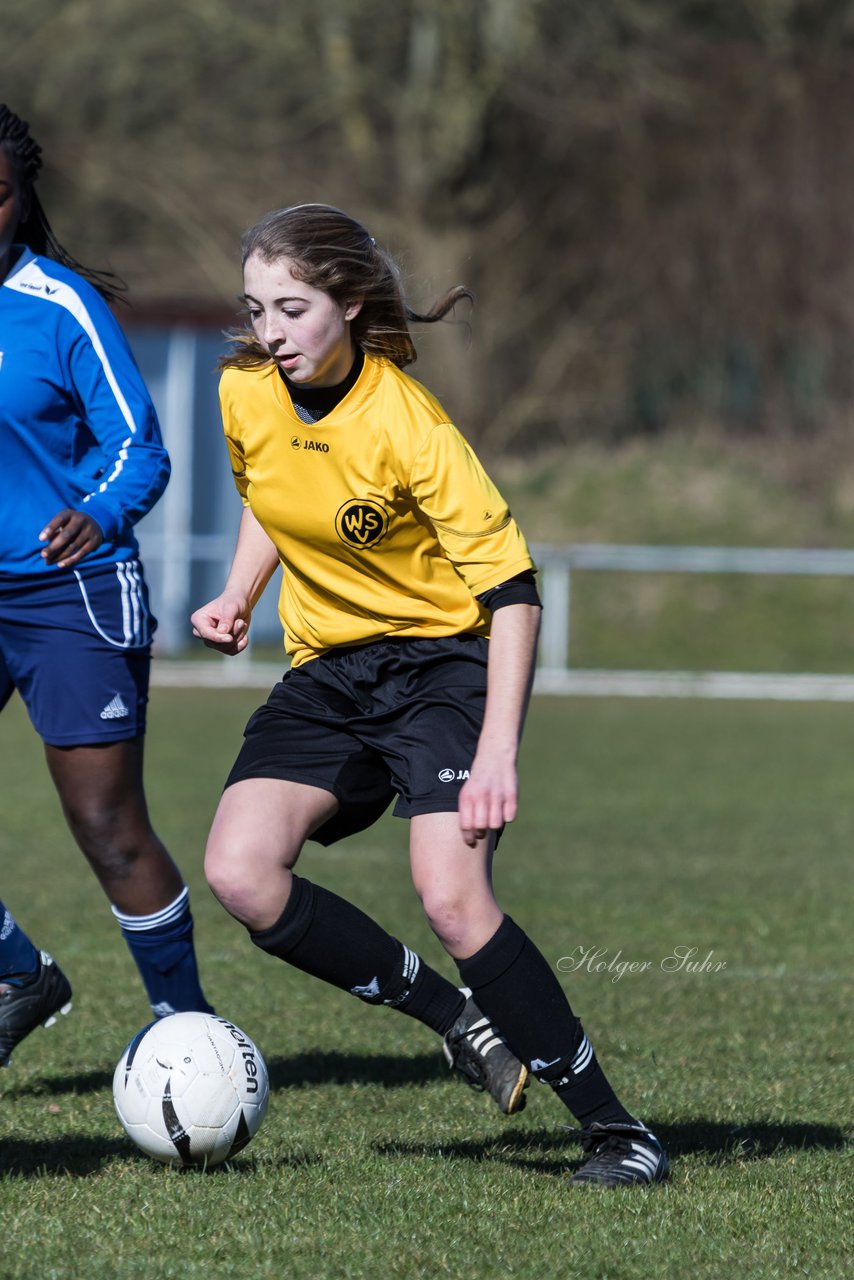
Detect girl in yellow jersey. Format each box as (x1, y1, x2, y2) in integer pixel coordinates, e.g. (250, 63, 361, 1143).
(191, 205, 668, 1187)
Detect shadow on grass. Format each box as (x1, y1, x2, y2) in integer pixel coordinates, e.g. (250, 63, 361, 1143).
(5, 1050, 846, 1181)
(266, 1050, 444, 1091)
(0, 1135, 320, 1179)
(373, 1119, 850, 1176)
(0, 1135, 138, 1177)
(1, 1119, 845, 1180)
(0, 1068, 114, 1099)
(1, 1050, 444, 1101)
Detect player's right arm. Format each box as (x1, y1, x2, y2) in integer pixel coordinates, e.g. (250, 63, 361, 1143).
(61, 283, 171, 543)
(190, 506, 280, 655)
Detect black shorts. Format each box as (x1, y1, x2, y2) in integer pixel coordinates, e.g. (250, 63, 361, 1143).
(225, 635, 488, 846)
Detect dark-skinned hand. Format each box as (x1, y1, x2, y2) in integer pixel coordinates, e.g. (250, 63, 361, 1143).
(39, 508, 105, 568)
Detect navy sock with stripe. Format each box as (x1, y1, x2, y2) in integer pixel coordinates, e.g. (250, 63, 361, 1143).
(113, 886, 214, 1017)
(0, 900, 40, 985)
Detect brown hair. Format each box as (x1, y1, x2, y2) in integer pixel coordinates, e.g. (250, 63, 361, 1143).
(220, 203, 471, 371)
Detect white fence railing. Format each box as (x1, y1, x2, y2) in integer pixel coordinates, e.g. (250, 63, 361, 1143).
(533, 543, 854, 700)
(143, 539, 854, 700)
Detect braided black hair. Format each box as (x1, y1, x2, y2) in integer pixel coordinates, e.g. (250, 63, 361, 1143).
(0, 104, 42, 184)
(0, 104, 125, 303)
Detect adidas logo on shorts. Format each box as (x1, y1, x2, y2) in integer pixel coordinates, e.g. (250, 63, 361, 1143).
(100, 693, 129, 720)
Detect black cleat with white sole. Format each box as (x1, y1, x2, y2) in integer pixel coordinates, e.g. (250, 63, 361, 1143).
(569, 1121, 669, 1187)
(0, 951, 72, 1067)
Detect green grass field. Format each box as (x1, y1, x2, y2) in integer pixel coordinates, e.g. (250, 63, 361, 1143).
(1, 688, 851, 1279)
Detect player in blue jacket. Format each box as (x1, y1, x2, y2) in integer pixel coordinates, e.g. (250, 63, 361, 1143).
(0, 104, 213, 1067)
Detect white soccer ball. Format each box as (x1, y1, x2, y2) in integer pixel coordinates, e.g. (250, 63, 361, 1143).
(113, 1011, 269, 1168)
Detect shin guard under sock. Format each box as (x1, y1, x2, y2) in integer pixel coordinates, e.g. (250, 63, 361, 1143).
(113, 886, 214, 1017)
(456, 915, 636, 1127)
(250, 875, 464, 1035)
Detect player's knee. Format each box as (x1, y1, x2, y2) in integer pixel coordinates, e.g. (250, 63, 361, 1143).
(66, 800, 147, 873)
(421, 882, 503, 955)
(203, 837, 259, 914)
(421, 892, 478, 952)
(203, 838, 237, 902)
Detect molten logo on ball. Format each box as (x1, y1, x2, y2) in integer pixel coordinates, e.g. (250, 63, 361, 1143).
(113, 1011, 269, 1168)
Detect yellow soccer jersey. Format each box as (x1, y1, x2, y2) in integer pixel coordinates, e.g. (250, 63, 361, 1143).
(219, 354, 535, 667)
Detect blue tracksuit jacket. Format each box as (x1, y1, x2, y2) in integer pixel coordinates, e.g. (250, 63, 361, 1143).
(0, 246, 169, 575)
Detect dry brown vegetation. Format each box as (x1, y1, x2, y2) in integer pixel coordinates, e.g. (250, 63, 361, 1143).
(4, 0, 854, 454)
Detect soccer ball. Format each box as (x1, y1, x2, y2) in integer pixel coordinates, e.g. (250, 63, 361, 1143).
(113, 1011, 269, 1168)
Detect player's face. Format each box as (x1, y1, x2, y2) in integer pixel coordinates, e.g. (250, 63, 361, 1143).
(242, 254, 362, 388)
(0, 149, 26, 277)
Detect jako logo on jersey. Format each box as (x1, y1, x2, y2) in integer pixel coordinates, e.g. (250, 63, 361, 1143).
(335, 499, 389, 548)
(438, 768, 470, 782)
(291, 436, 330, 453)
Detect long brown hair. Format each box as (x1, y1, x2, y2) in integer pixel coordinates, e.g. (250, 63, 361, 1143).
(0, 104, 125, 303)
(221, 203, 471, 371)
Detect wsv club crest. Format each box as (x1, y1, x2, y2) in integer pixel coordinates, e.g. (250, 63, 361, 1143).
(335, 500, 389, 548)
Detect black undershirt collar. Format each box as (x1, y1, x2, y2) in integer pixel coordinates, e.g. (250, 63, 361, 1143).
(281, 349, 365, 423)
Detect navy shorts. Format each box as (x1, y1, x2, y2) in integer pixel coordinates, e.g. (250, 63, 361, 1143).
(226, 635, 489, 845)
(0, 560, 155, 746)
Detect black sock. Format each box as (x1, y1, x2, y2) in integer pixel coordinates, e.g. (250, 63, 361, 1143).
(456, 915, 636, 1127)
(250, 875, 465, 1036)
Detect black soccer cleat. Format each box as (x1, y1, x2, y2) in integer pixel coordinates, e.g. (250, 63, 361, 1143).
(442, 995, 529, 1115)
(0, 951, 73, 1067)
(569, 1121, 669, 1188)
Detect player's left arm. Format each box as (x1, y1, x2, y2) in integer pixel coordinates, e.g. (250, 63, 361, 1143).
(409, 422, 534, 593)
(41, 299, 170, 568)
(458, 601, 542, 848)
